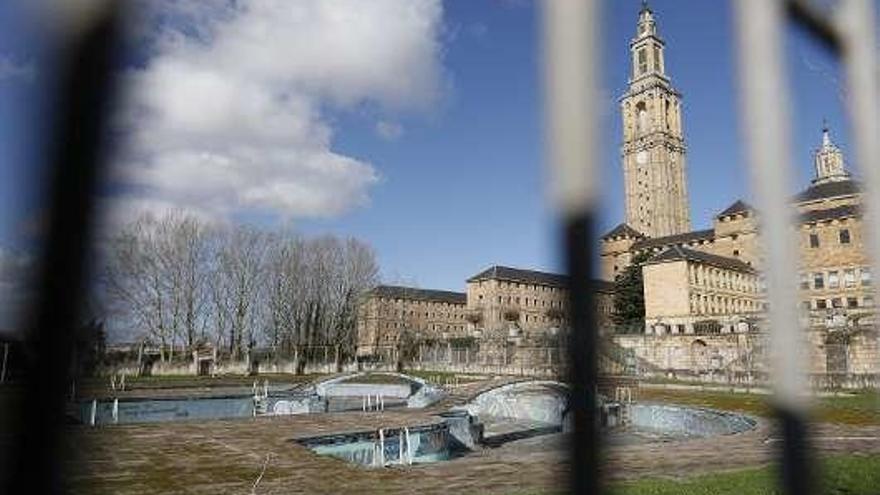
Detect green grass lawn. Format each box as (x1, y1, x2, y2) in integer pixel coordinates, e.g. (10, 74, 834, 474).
(610, 454, 880, 495)
(511, 455, 880, 495)
(639, 387, 880, 426)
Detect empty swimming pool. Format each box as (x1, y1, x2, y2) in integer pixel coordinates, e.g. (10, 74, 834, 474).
(296, 412, 479, 467)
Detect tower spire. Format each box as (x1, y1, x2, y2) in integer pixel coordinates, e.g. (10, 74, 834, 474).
(636, 1, 658, 39)
(814, 122, 848, 183)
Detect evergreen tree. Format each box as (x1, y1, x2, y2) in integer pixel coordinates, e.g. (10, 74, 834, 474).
(612, 251, 652, 327)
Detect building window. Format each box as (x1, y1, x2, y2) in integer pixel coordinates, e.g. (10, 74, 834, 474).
(816, 299, 828, 310)
(847, 297, 859, 308)
(638, 48, 647, 75)
(733, 249, 740, 257)
(832, 298, 843, 309)
(813, 272, 824, 289)
(862, 268, 872, 286)
(839, 229, 851, 244)
(799, 273, 810, 290)
(809, 233, 820, 248)
(844, 269, 856, 288)
(828, 271, 839, 289)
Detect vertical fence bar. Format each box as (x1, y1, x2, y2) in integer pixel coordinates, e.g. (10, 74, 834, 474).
(734, 1, 812, 494)
(542, 1, 601, 493)
(6, 3, 121, 494)
(837, 0, 880, 355)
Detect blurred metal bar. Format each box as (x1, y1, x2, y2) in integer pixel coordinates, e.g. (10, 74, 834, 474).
(837, 0, 880, 366)
(542, 1, 602, 493)
(786, 0, 843, 52)
(543, 0, 600, 216)
(733, 1, 813, 494)
(5, 3, 120, 494)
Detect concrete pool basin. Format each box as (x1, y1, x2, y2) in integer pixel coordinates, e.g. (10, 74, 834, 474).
(73, 372, 447, 425)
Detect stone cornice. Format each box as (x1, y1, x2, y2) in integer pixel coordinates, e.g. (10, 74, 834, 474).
(620, 77, 680, 100)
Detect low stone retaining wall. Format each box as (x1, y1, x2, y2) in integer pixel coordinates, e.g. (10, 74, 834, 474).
(105, 359, 397, 377)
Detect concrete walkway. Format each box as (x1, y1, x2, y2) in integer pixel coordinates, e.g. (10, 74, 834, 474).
(62, 376, 880, 494)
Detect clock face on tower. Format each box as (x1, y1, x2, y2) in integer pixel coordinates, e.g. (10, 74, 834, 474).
(636, 150, 648, 165)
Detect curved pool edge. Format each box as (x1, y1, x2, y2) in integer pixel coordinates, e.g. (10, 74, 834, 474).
(628, 401, 760, 438)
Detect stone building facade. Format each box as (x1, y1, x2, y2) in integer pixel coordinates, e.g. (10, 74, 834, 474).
(468, 266, 573, 335)
(602, 128, 874, 335)
(600, 6, 878, 381)
(355, 4, 878, 383)
(356, 266, 615, 358)
(356, 286, 467, 357)
(642, 246, 762, 335)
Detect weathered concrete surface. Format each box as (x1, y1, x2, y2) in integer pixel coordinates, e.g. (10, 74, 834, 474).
(461, 380, 568, 425)
(65, 399, 880, 494)
(62, 377, 880, 494)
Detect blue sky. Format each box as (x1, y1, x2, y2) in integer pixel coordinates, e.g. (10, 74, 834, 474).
(0, 0, 858, 296)
(299, 0, 851, 290)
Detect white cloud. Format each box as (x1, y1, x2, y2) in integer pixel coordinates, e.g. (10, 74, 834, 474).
(375, 120, 404, 141)
(111, 0, 446, 223)
(0, 55, 35, 83)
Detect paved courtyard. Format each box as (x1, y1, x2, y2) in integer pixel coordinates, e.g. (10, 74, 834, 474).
(63, 379, 880, 494)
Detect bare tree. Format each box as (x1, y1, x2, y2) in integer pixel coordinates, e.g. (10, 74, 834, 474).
(212, 225, 267, 361)
(103, 215, 173, 361)
(156, 214, 209, 352)
(333, 238, 379, 361)
(102, 213, 379, 369)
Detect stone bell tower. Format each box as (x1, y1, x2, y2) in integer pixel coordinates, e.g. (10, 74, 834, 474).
(620, 2, 691, 238)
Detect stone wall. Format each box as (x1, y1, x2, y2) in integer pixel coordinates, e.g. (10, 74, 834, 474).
(612, 325, 879, 388)
(613, 332, 762, 375)
(106, 358, 368, 378)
